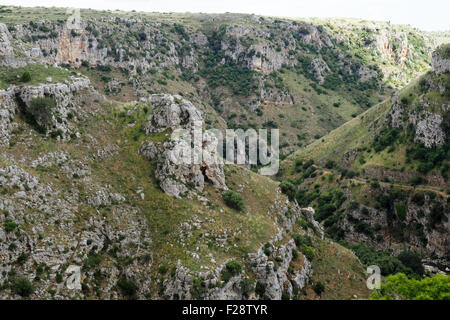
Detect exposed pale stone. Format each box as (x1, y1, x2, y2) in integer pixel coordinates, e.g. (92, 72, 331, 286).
(432, 45, 450, 75)
(139, 94, 226, 198)
(414, 114, 445, 148)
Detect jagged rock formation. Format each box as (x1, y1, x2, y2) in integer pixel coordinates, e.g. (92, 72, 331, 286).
(0, 87, 17, 147)
(139, 94, 226, 198)
(387, 44, 449, 148)
(432, 44, 450, 75)
(0, 76, 98, 145)
(143, 94, 203, 134)
(15, 77, 93, 136)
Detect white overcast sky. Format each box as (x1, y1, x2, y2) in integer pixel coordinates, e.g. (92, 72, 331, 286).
(1, 0, 449, 31)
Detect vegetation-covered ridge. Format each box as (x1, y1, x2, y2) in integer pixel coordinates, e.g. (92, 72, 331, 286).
(278, 45, 449, 275)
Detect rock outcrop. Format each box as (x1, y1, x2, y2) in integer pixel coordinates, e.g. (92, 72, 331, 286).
(139, 94, 226, 198)
(15, 76, 92, 136)
(0, 87, 17, 147)
(0, 164, 152, 299)
(0, 76, 99, 145)
(431, 44, 450, 75)
(143, 94, 203, 134)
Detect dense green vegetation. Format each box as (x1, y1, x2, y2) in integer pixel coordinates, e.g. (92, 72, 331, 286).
(222, 190, 245, 211)
(369, 273, 450, 300)
(10, 277, 34, 297)
(342, 242, 424, 278)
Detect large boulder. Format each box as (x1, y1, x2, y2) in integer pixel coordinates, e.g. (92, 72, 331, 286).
(143, 94, 202, 134)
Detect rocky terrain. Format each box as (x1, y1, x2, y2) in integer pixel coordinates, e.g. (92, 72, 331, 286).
(0, 5, 448, 300)
(0, 5, 440, 155)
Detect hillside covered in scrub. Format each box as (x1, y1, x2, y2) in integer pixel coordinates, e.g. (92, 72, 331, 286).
(279, 43, 450, 274)
(0, 5, 440, 155)
(0, 5, 449, 300)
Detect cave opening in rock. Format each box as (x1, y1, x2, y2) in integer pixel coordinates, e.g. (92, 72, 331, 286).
(201, 164, 213, 184)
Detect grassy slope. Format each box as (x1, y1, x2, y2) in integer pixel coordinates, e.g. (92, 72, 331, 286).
(282, 68, 449, 184)
(0, 64, 73, 89)
(282, 98, 392, 170)
(306, 239, 370, 300)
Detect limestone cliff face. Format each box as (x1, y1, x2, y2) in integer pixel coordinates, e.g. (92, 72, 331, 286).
(0, 23, 13, 56)
(0, 76, 100, 144)
(4, 16, 415, 98)
(432, 44, 450, 75)
(385, 45, 449, 149)
(0, 23, 28, 67)
(56, 28, 107, 68)
(0, 88, 17, 147)
(139, 94, 226, 198)
(342, 192, 449, 269)
(375, 30, 411, 63)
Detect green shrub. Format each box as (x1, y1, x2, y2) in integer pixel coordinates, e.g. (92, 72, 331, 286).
(11, 277, 33, 297)
(412, 192, 425, 205)
(255, 281, 266, 297)
(16, 253, 29, 265)
(324, 160, 336, 169)
(225, 260, 242, 275)
(410, 176, 425, 186)
(191, 277, 206, 299)
(355, 221, 374, 237)
(313, 281, 325, 296)
(83, 252, 101, 271)
(117, 277, 138, 298)
(301, 244, 314, 261)
(428, 202, 446, 227)
(221, 260, 243, 283)
(280, 181, 296, 201)
(20, 71, 31, 82)
(30, 96, 57, 115)
(158, 265, 168, 274)
(223, 190, 245, 211)
(4, 219, 17, 232)
(240, 278, 255, 297)
(292, 233, 312, 247)
(395, 203, 408, 221)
